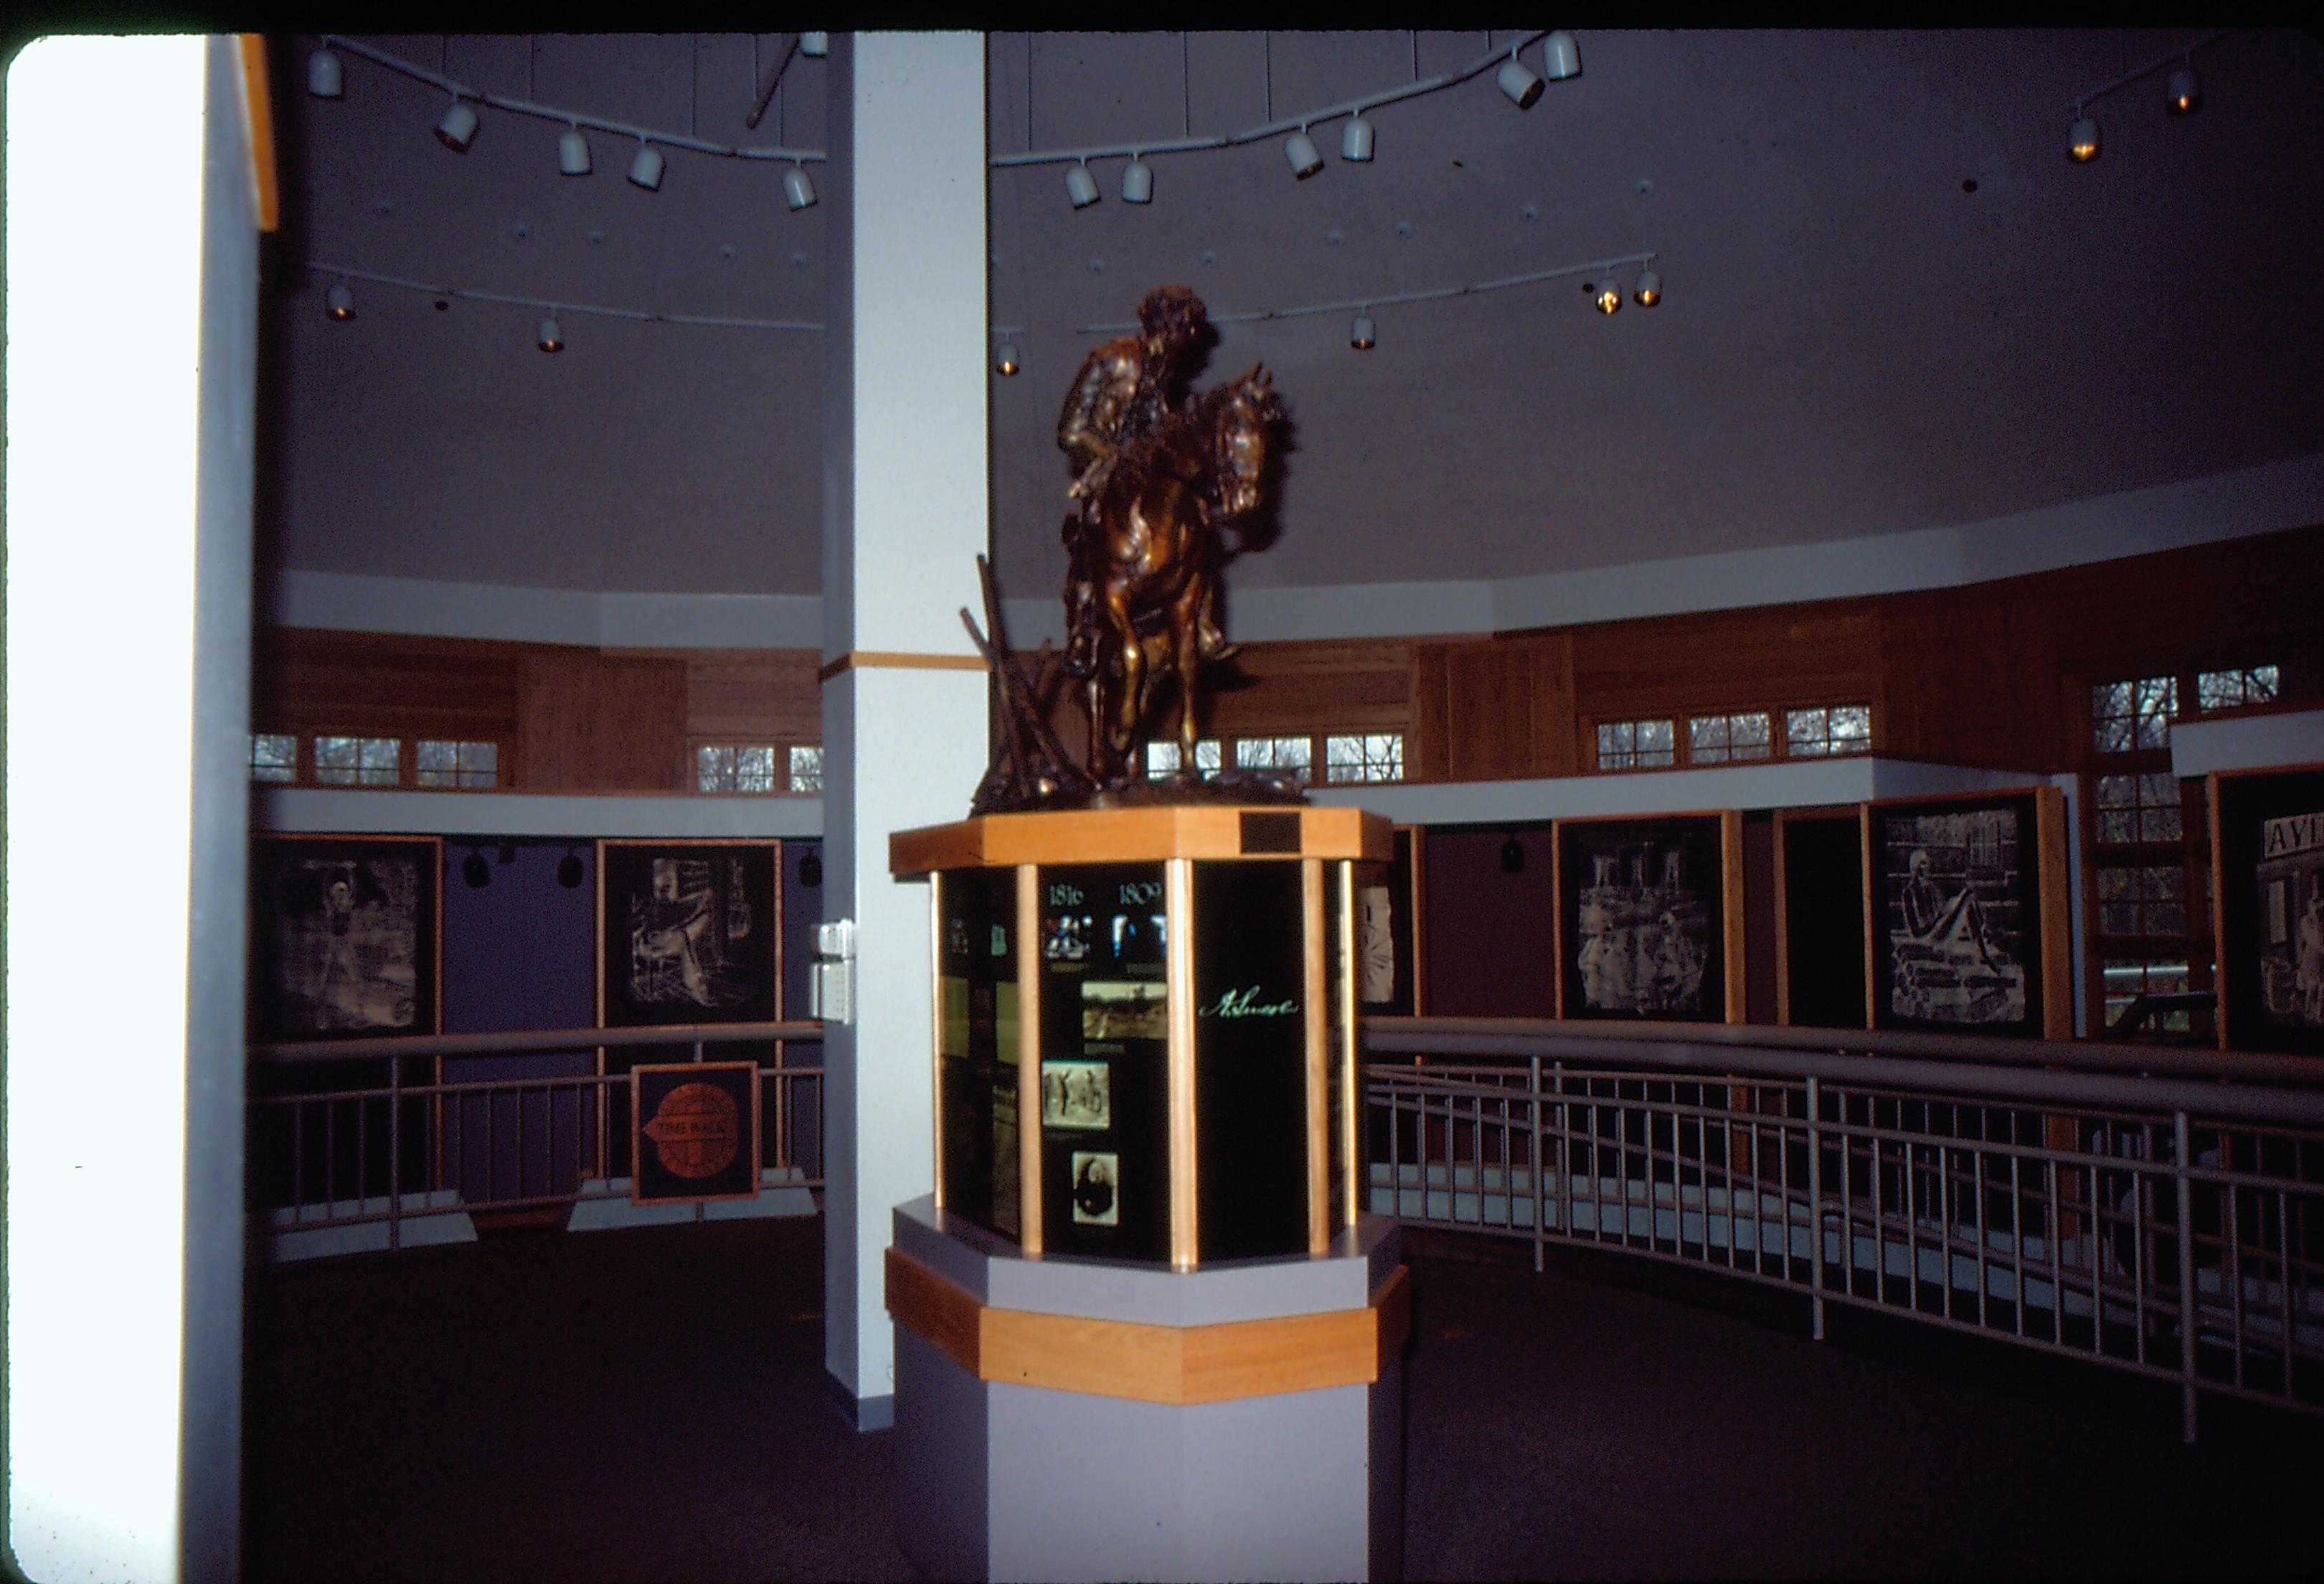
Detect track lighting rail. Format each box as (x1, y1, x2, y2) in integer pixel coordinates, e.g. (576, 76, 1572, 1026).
(308, 261, 822, 331)
(991, 29, 1557, 169)
(2059, 28, 2226, 113)
(1074, 250, 1655, 334)
(318, 33, 826, 164)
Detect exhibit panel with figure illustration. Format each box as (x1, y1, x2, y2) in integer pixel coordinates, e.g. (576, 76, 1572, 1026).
(1554, 812, 1743, 1023)
(250, 834, 442, 1042)
(596, 840, 780, 1027)
(1863, 788, 2069, 1040)
(2210, 763, 2324, 1053)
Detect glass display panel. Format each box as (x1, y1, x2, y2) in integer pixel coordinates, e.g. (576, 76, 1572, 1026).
(1194, 860, 1311, 1263)
(1326, 860, 1350, 1234)
(937, 867, 1017, 1235)
(1036, 863, 1170, 1261)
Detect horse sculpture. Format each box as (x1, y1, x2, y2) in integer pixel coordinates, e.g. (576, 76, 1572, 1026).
(1071, 362, 1283, 785)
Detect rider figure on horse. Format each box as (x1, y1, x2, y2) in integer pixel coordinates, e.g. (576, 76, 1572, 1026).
(1057, 285, 1232, 678)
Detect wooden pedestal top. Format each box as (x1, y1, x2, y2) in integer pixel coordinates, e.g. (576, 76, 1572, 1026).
(890, 804, 1393, 874)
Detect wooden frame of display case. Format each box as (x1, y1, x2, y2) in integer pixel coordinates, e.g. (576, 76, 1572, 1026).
(893, 806, 1391, 1271)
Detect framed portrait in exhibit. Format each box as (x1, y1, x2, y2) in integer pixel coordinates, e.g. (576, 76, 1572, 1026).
(1773, 807, 1868, 1029)
(1553, 812, 1743, 1023)
(597, 840, 782, 1028)
(2209, 763, 2324, 1054)
(630, 1060, 761, 1204)
(1863, 788, 2069, 1040)
(1354, 824, 1427, 1016)
(249, 834, 442, 1042)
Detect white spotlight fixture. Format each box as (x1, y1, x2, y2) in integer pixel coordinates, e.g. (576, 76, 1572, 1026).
(1542, 30, 1582, 81)
(558, 127, 591, 176)
(995, 339, 1020, 377)
(1342, 115, 1374, 162)
(1594, 273, 1622, 314)
(1122, 157, 1153, 204)
(307, 47, 342, 99)
(1497, 51, 1544, 110)
(628, 141, 665, 190)
(2067, 112, 2100, 163)
(784, 164, 818, 210)
(2165, 65, 2200, 116)
(1350, 311, 1376, 350)
(1285, 127, 1323, 179)
(325, 283, 354, 321)
(435, 98, 478, 152)
(800, 32, 828, 57)
(1633, 266, 1661, 308)
(1065, 161, 1101, 209)
(537, 316, 565, 353)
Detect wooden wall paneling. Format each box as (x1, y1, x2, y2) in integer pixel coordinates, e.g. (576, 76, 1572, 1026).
(1526, 634, 1578, 778)
(2036, 786, 2074, 1042)
(1204, 638, 1414, 738)
(1879, 590, 2061, 771)
(516, 650, 602, 792)
(680, 649, 822, 743)
(253, 628, 523, 744)
(1564, 603, 1883, 725)
(596, 656, 689, 790)
(1444, 641, 1534, 781)
(1410, 644, 1452, 782)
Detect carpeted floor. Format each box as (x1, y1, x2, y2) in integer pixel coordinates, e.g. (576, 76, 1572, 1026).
(244, 1215, 2323, 1582)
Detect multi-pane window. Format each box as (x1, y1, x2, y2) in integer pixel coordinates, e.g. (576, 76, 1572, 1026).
(697, 745, 779, 793)
(250, 732, 298, 783)
(2092, 675, 2176, 753)
(2096, 864, 2187, 937)
(1596, 718, 1675, 770)
(415, 739, 498, 788)
(789, 745, 824, 796)
(2093, 773, 2183, 844)
(313, 735, 400, 786)
(1783, 704, 1871, 758)
(1323, 732, 1404, 784)
(2101, 957, 2192, 1034)
(1234, 735, 1313, 784)
(1146, 739, 1223, 780)
(1688, 712, 1772, 765)
(2196, 664, 2280, 712)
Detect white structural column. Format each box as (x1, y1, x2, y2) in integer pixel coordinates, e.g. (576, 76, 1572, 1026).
(821, 31, 992, 1427)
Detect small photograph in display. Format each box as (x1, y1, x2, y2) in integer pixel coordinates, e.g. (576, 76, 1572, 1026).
(1041, 1060, 1112, 1131)
(1082, 979, 1167, 1042)
(1044, 910, 1092, 962)
(1069, 1150, 1120, 1226)
(1359, 885, 1396, 1005)
(1107, 912, 1166, 961)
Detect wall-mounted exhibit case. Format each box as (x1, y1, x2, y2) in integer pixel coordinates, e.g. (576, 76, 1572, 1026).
(890, 804, 1392, 1270)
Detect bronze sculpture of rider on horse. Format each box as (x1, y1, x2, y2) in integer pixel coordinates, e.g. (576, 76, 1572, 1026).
(1056, 285, 1235, 683)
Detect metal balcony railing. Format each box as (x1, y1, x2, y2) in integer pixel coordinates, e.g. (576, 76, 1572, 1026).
(1361, 1017, 2324, 1443)
(249, 1021, 823, 1250)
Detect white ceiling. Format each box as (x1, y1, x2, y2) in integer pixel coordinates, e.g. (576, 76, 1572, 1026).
(262, 29, 2324, 611)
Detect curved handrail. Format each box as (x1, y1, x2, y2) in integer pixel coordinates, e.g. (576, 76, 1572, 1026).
(251, 1019, 823, 1065)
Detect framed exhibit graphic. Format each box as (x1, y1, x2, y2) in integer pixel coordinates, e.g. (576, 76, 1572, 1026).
(596, 839, 782, 1179)
(596, 839, 783, 1028)
(1354, 824, 1427, 1016)
(249, 833, 443, 1042)
(630, 1060, 761, 1204)
(1553, 812, 1744, 1023)
(2209, 762, 2324, 1054)
(1863, 787, 2069, 1040)
(1773, 807, 1868, 1029)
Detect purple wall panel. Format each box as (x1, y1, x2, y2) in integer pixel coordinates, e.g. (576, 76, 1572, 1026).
(1420, 826, 1558, 1017)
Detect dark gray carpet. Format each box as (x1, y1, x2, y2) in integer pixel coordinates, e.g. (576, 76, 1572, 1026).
(244, 1216, 2323, 1582)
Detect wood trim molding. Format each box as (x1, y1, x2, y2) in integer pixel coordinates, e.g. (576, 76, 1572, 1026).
(886, 1247, 1412, 1405)
(236, 36, 278, 232)
(817, 650, 987, 683)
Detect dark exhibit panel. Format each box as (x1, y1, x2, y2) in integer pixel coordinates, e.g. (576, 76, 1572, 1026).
(1194, 860, 1311, 1263)
(937, 867, 1019, 1238)
(2211, 765, 2324, 1053)
(1038, 864, 1171, 1261)
(1421, 824, 1558, 1017)
(1780, 815, 1868, 1029)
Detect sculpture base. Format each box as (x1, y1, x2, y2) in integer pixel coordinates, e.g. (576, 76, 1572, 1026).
(886, 1196, 1408, 1583)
